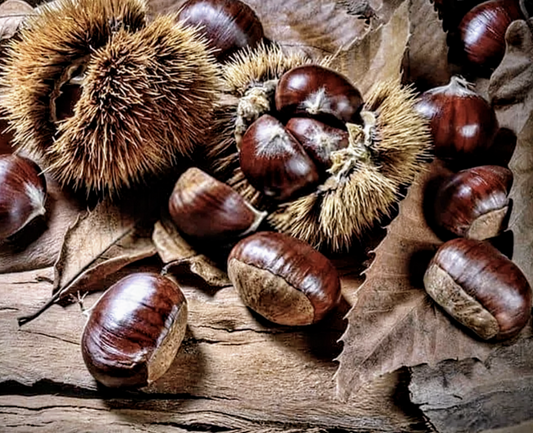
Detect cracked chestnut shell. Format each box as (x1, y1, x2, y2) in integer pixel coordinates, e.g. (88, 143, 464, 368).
(433, 165, 513, 240)
(424, 238, 532, 341)
(0, 154, 46, 240)
(239, 114, 320, 201)
(169, 167, 266, 242)
(81, 272, 188, 388)
(177, 0, 264, 62)
(227, 231, 341, 326)
(275, 65, 364, 126)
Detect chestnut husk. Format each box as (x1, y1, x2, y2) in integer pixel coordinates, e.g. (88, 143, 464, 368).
(202, 43, 432, 252)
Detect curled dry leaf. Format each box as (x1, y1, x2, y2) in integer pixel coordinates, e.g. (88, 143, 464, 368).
(0, 0, 33, 41)
(153, 217, 230, 288)
(409, 335, 533, 433)
(489, 19, 533, 131)
(335, 161, 505, 400)
(488, 19, 533, 289)
(331, 0, 410, 95)
(401, 0, 452, 91)
(17, 197, 158, 325)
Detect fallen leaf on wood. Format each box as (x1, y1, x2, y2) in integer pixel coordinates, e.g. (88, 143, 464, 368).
(0, 0, 33, 41)
(409, 335, 533, 433)
(153, 217, 230, 287)
(332, 0, 410, 94)
(335, 160, 503, 400)
(17, 196, 159, 325)
(402, 0, 452, 91)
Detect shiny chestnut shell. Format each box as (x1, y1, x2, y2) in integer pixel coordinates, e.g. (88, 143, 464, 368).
(416, 76, 499, 166)
(0, 154, 46, 240)
(285, 117, 349, 170)
(177, 0, 264, 62)
(81, 273, 188, 388)
(424, 238, 532, 341)
(168, 167, 265, 242)
(239, 114, 320, 202)
(433, 165, 513, 240)
(459, 0, 523, 71)
(227, 231, 341, 326)
(275, 65, 364, 125)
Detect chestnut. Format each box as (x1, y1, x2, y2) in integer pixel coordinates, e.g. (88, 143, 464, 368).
(81, 272, 188, 388)
(458, 0, 524, 72)
(239, 114, 320, 201)
(432, 165, 513, 240)
(0, 154, 46, 241)
(275, 65, 364, 126)
(285, 117, 349, 170)
(168, 167, 266, 242)
(227, 231, 341, 326)
(177, 0, 264, 62)
(415, 76, 499, 167)
(424, 238, 532, 341)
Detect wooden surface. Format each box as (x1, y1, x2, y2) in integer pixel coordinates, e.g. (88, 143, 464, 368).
(0, 263, 430, 432)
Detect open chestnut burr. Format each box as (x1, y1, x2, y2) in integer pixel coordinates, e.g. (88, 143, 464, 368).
(203, 44, 431, 252)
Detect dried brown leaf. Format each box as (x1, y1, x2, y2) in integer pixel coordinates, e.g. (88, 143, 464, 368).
(0, 0, 33, 41)
(17, 195, 159, 325)
(489, 19, 533, 132)
(402, 0, 452, 90)
(331, 0, 410, 94)
(487, 19, 533, 290)
(153, 217, 230, 287)
(507, 112, 533, 288)
(150, 0, 378, 59)
(335, 161, 503, 400)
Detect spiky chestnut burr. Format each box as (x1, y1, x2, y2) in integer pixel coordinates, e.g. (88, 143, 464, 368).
(0, 0, 221, 197)
(203, 49, 432, 252)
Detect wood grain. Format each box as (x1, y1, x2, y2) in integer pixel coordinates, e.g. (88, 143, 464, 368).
(0, 267, 428, 432)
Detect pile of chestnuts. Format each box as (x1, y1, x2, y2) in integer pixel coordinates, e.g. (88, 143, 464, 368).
(417, 76, 532, 340)
(2, 0, 532, 392)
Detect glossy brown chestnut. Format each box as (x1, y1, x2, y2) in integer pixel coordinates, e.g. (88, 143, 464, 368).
(227, 231, 341, 326)
(177, 0, 264, 62)
(285, 117, 349, 170)
(168, 167, 266, 242)
(424, 238, 532, 341)
(275, 65, 364, 125)
(239, 114, 320, 201)
(459, 0, 523, 71)
(415, 76, 499, 166)
(433, 165, 513, 240)
(0, 154, 46, 240)
(81, 273, 188, 388)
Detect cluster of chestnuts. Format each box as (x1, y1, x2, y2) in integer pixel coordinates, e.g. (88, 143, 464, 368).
(416, 69, 532, 339)
(2, 0, 532, 392)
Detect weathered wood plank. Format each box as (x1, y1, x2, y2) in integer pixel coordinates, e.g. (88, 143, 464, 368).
(409, 336, 533, 433)
(0, 267, 427, 432)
